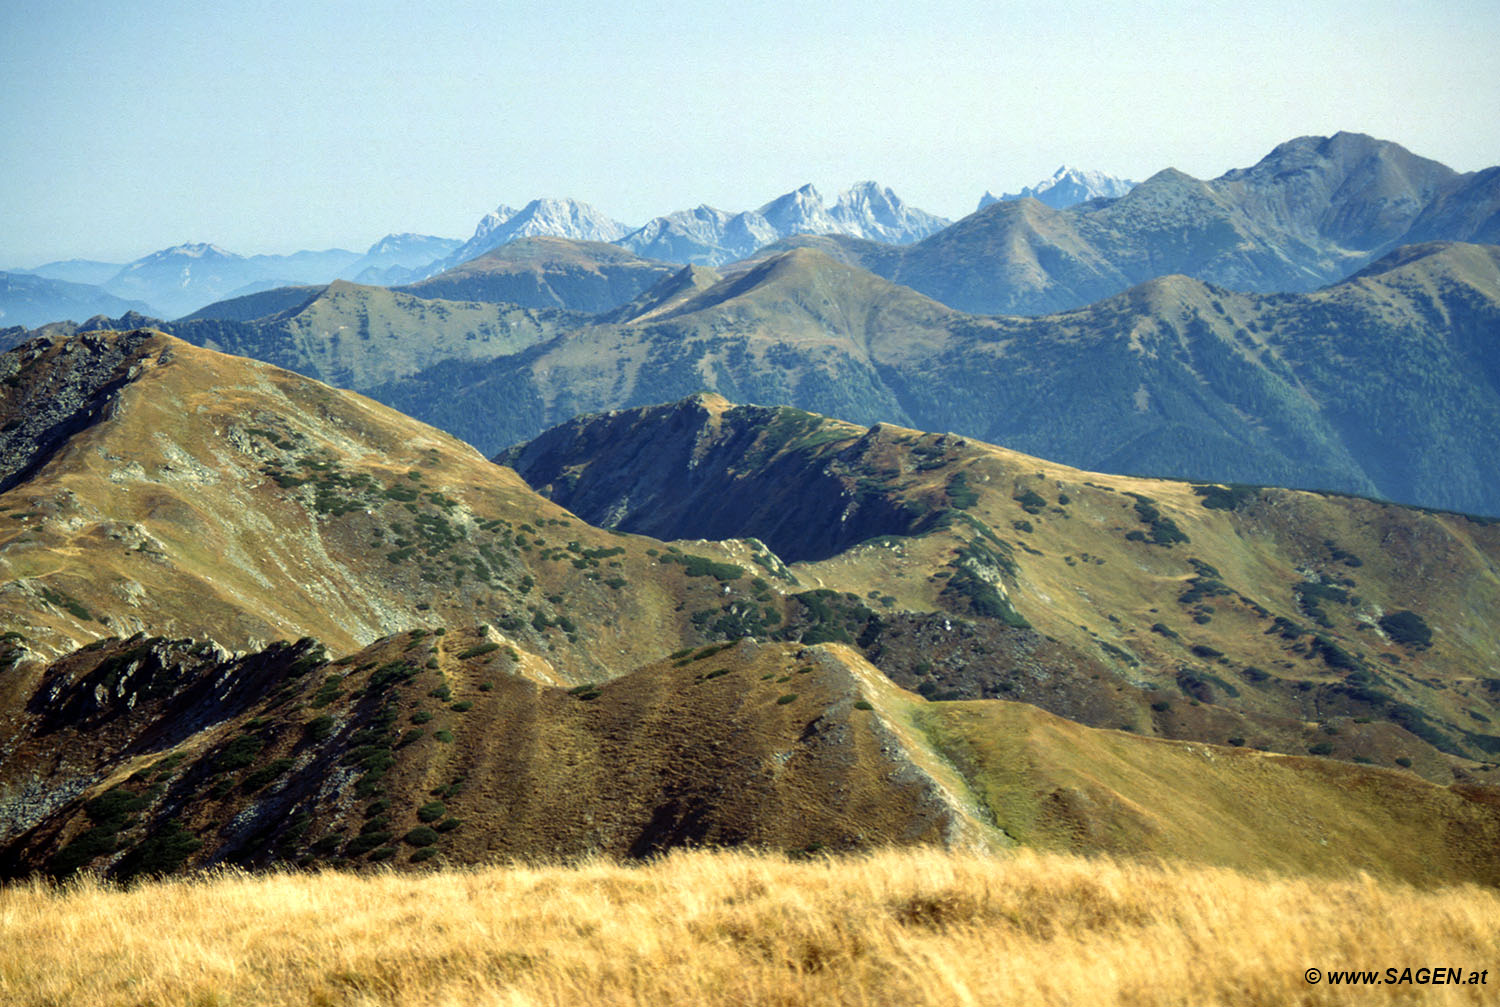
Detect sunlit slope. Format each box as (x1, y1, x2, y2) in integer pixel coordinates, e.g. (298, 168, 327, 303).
(0, 330, 744, 671)
(920, 699, 1500, 884)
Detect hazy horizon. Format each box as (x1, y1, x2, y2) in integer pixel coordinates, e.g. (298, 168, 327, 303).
(4, 0, 1497, 267)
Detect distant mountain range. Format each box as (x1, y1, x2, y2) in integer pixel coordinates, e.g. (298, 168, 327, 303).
(0, 271, 153, 329)
(847, 132, 1500, 314)
(14, 132, 1492, 328)
(424, 182, 952, 275)
(616, 182, 950, 267)
(977, 165, 1136, 210)
(2, 234, 462, 324)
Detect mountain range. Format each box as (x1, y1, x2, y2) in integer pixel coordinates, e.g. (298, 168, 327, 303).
(615, 182, 951, 267)
(353, 239, 1500, 516)
(16, 227, 1500, 519)
(831, 132, 1500, 314)
(0, 271, 153, 329)
(977, 165, 1136, 210)
(10, 133, 1495, 329)
(0, 329, 1497, 884)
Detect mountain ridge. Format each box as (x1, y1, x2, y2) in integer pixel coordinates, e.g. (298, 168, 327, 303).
(0, 330, 1498, 884)
(370, 239, 1500, 516)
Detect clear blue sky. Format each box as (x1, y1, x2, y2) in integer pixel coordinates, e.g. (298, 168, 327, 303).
(3, 0, 1497, 266)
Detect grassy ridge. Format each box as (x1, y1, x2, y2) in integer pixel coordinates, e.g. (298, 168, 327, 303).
(3, 847, 1496, 1006)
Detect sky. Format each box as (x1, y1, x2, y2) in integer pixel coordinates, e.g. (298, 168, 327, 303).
(2, 0, 1498, 267)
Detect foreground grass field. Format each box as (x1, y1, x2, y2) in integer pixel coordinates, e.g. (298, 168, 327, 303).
(2, 848, 1497, 1007)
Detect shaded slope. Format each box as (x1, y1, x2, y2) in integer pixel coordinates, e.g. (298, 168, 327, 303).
(0, 636, 985, 878)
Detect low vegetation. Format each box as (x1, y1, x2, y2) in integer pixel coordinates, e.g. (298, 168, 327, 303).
(2, 847, 1495, 1007)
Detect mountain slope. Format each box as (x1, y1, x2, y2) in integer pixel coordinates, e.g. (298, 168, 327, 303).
(117, 281, 580, 389)
(1, 333, 1498, 884)
(502, 395, 1500, 772)
(397, 237, 677, 312)
(4, 628, 1499, 886)
(0, 330, 754, 674)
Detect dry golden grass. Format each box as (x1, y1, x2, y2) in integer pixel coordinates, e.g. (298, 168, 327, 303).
(3, 847, 1497, 1007)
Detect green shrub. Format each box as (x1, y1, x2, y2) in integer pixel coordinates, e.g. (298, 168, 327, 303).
(112, 821, 203, 881)
(346, 831, 391, 856)
(404, 826, 440, 847)
(1395, 756, 1413, 768)
(458, 642, 501, 660)
(305, 715, 336, 742)
(411, 847, 438, 863)
(212, 734, 265, 774)
(433, 729, 454, 743)
(1379, 610, 1432, 650)
(1307, 742, 1335, 756)
(853, 700, 873, 711)
(417, 801, 447, 823)
(411, 710, 433, 724)
(435, 817, 462, 833)
(660, 553, 744, 581)
(776, 694, 798, 705)
(942, 471, 979, 509)
(242, 758, 295, 792)
(1012, 488, 1045, 514)
(311, 834, 344, 854)
(1191, 484, 1257, 511)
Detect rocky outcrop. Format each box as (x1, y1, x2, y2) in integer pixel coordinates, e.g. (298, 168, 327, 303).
(0, 329, 158, 491)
